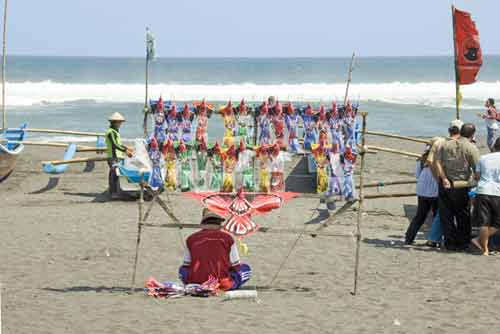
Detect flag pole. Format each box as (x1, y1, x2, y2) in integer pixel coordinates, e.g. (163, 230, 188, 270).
(143, 27, 151, 137)
(343, 52, 355, 106)
(1, 0, 8, 131)
(452, 5, 461, 120)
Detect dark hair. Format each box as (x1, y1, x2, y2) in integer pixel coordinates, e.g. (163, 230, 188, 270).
(448, 126, 460, 135)
(494, 137, 500, 152)
(419, 149, 430, 169)
(460, 123, 476, 139)
(488, 98, 495, 106)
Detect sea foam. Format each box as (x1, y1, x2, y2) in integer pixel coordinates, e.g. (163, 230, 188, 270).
(4, 80, 499, 109)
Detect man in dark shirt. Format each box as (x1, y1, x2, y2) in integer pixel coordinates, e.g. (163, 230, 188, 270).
(179, 209, 251, 290)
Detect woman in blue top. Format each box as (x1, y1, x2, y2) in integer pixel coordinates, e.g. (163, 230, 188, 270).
(405, 145, 439, 244)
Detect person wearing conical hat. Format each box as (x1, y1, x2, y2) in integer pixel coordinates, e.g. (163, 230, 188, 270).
(105, 112, 132, 199)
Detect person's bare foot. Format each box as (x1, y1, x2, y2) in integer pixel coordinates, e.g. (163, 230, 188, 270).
(471, 238, 483, 252)
(482, 251, 489, 256)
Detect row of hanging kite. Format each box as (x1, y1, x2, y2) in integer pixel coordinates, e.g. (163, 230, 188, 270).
(149, 97, 360, 153)
(145, 99, 361, 205)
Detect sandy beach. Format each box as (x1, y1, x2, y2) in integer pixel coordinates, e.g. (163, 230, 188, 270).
(1, 134, 500, 334)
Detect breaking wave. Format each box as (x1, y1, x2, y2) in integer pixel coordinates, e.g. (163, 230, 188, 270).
(4, 80, 499, 109)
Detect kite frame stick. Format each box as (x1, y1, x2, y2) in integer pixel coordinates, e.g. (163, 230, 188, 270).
(140, 223, 352, 238)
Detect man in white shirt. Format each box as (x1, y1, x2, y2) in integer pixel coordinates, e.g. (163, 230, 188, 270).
(471, 138, 500, 255)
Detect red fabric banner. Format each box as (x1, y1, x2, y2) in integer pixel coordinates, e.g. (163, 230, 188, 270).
(454, 8, 482, 85)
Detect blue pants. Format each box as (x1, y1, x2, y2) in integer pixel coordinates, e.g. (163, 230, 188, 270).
(178, 264, 252, 290)
(427, 213, 443, 243)
(487, 127, 497, 151)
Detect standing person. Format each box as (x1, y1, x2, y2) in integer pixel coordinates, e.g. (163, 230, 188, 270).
(105, 112, 132, 199)
(435, 121, 480, 251)
(471, 138, 500, 255)
(178, 209, 252, 290)
(424, 137, 446, 247)
(477, 98, 498, 152)
(404, 144, 439, 244)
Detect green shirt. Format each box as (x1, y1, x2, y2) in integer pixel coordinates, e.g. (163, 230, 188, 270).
(105, 127, 127, 159)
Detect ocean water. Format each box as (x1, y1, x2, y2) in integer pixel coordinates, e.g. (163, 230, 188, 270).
(3, 55, 500, 141)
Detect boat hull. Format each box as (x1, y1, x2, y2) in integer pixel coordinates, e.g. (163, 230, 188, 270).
(0, 143, 24, 183)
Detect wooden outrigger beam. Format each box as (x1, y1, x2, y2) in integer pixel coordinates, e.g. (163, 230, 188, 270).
(367, 145, 421, 158)
(9, 128, 105, 137)
(43, 156, 108, 166)
(0, 139, 105, 152)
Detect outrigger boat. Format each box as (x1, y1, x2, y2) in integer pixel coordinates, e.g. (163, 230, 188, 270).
(0, 124, 27, 182)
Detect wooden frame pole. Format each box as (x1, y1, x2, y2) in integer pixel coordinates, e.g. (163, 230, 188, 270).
(353, 111, 368, 295)
(130, 174, 145, 292)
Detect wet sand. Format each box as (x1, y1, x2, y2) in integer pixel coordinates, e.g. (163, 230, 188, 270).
(1, 135, 499, 334)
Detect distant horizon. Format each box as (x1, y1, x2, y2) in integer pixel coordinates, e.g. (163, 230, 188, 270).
(5, 53, 500, 59)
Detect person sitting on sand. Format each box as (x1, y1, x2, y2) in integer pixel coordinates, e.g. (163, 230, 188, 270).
(404, 144, 438, 245)
(178, 209, 251, 290)
(471, 137, 500, 255)
(477, 98, 498, 152)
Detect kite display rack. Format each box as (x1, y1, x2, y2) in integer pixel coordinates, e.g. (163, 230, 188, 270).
(128, 111, 426, 296)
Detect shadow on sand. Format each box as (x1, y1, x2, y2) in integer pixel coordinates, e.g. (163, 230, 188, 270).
(29, 177, 60, 194)
(285, 156, 315, 194)
(62, 191, 116, 203)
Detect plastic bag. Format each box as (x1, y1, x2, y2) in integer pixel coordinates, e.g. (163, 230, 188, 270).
(120, 139, 153, 183)
(124, 139, 153, 174)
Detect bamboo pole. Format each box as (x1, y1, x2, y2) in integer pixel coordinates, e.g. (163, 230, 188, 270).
(344, 52, 355, 106)
(15, 128, 104, 137)
(364, 192, 416, 199)
(352, 111, 367, 296)
(452, 5, 461, 120)
(359, 179, 416, 188)
(75, 147, 106, 153)
(43, 156, 108, 166)
(367, 145, 421, 158)
(143, 27, 150, 138)
(140, 222, 352, 238)
(0, 139, 104, 151)
(1, 0, 8, 130)
(130, 174, 145, 292)
(365, 130, 430, 144)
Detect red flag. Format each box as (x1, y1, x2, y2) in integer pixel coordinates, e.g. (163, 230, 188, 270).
(453, 8, 482, 85)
